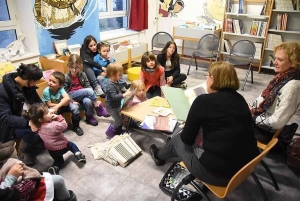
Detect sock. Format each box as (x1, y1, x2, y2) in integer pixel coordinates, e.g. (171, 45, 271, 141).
(75, 151, 81, 156)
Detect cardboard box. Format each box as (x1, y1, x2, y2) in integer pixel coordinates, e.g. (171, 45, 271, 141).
(39, 55, 69, 74)
(35, 79, 48, 98)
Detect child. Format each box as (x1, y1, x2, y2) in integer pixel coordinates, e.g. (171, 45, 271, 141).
(105, 62, 132, 138)
(42, 71, 84, 136)
(64, 54, 110, 127)
(93, 42, 130, 93)
(25, 103, 85, 175)
(140, 51, 167, 99)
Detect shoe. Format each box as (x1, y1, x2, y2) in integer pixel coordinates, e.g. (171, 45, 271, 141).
(73, 126, 84, 136)
(94, 86, 104, 96)
(75, 152, 86, 163)
(95, 104, 110, 117)
(86, 115, 98, 126)
(48, 166, 60, 175)
(0, 140, 15, 149)
(0, 146, 15, 162)
(105, 124, 118, 139)
(150, 144, 165, 166)
(174, 82, 187, 89)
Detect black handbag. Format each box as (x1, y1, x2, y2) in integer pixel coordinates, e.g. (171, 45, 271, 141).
(159, 161, 203, 201)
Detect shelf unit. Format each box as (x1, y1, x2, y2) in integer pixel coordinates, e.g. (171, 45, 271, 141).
(221, 0, 272, 66)
(259, 5, 300, 72)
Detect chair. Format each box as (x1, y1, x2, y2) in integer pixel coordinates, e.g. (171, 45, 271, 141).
(171, 138, 278, 201)
(187, 34, 220, 75)
(226, 40, 256, 91)
(151, 32, 173, 55)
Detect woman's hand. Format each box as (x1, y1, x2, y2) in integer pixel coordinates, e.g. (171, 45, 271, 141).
(8, 164, 24, 178)
(72, 101, 80, 106)
(249, 106, 255, 116)
(167, 76, 173, 85)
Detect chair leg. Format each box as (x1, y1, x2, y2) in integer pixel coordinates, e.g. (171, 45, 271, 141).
(251, 64, 253, 84)
(260, 160, 279, 191)
(190, 180, 211, 201)
(241, 64, 252, 91)
(251, 173, 269, 201)
(195, 57, 198, 71)
(187, 56, 194, 75)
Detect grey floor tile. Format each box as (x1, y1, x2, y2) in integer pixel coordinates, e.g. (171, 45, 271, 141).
(70, 183, 103, 201)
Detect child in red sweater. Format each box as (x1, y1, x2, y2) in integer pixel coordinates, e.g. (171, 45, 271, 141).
(25, 103, 86, 175)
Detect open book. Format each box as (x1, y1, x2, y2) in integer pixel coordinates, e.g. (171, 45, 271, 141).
(141, 115, 177, 133)
(161, 85, 207, 122)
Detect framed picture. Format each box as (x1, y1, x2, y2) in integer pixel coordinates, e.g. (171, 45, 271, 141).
(53, 40, 68, 55)
(67, 44, 81, 55)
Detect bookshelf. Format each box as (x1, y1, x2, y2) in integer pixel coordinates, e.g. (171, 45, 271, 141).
(259, 1, 300, 72)
(221, 0, 272, 65)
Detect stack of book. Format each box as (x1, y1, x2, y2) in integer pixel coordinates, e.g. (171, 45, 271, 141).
(226, 19, 243, 34)
(249, 21, 268, 37)
(223, 39, 233, 53)
(266, 34, 283, 49)
(276, 13, 288, 31)
(254, 43, 263, 60)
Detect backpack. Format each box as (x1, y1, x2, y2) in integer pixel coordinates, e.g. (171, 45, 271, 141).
(286, 139, 300, 169)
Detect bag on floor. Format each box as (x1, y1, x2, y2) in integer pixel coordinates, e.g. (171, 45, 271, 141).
(287, 139, 300, 169)
(159, 161, 203, 201)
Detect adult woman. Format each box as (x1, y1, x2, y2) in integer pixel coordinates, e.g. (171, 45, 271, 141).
(249, 42, 300, 140)
(150, 61, 259, 187)
(157, 41, 187, 88)
(0, 64, 43, 166)
(80, 35, 105, 97)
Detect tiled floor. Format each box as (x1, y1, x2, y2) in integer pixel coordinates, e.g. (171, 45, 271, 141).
(16, 62, 300, 200)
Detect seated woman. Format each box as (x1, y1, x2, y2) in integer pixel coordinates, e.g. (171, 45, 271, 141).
(157, 41, 187, 88)
(249, 42, 300, 142)
(150, 61, 259, 187)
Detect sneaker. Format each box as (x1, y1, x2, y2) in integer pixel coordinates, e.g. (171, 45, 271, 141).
(48, 166, 60, 175)
(174, 82, 187, 89)
(75, 152, 86, 163)
(150, 144, 165, 166)
(94, 86, 104, 96)
(73, 126, 84, 136)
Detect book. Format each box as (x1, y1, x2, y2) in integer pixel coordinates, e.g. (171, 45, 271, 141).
(141, 115, 177, 133)
(153, 107, 172, 117)
(161, 85, 206, 122)
(250, 21, 261, 36)
(150, 97, 171, 108)
(53, 40, 68, 55)
(67, 44, 81, 55)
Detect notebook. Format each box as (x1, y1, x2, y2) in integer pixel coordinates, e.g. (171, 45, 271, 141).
(141, 115, 177, 133)
(161, 85, 206, 122)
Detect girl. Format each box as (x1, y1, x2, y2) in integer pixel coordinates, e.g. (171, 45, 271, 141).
(140, 51, 167, 99)
(93, 42, 130, 93)
(80, 35, 105, 97)
(105, 62, 132, 139)
(63, 54, 110, 127)
(26, 103, 85, 175)
(157, 41, 187, 89)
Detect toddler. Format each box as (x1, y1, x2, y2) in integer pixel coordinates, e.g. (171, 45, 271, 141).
(25, 103, 85, 175)
(93, 42, 130, 93)
(42, 71, 84, 136)
(140, 51, 167, 99)
(64, 54, 110, 127)
(105, 62, 132, 138)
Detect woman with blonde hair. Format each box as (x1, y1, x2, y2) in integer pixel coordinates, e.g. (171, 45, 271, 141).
(150, 61, 259, 187)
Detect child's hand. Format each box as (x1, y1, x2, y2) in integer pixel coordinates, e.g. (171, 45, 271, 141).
(8, 164, 24, 178)
(29, 120, 38, 132)
(167, 76, 173, 84)
(51, 114, 58, 120)
(165, 84, 171, 87)
(100, 71, 107, 77)
(123, 91, 132, 97)
(49, 108, 55, 114)
(107, 55, 111, 60)
(51, 106, 59, 114)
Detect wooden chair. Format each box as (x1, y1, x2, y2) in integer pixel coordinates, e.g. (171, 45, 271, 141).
(171, 138, 278, 201)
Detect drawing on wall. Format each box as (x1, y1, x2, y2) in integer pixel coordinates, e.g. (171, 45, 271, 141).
(158, 0, 185, 18)
(202, 0, 225, 23)
(33, 0, 88, 39)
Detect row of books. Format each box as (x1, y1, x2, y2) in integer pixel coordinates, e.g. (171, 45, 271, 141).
(249, 21, 268, 37)
(275, 0, 295, 10)
(53, 40, 81, 56)
(292, 0, 300, 10)
(109, 40, 140, 53)
(222, 39, 232, 53)
(266, 33, 283, 49)
(225, 0, 234, 12)
(226, 18, 243, 34)
(276, 14, 288, 31)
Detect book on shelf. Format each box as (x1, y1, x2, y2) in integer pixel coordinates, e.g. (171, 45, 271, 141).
(260, 0, 267, 15)
(277, 14, 288, 31)
(249, 21, 261, 36)
(254, 43, 263, 60)
(141, 115, 177, 133)
(266, 34, 283, 49)
(269, 55, 275, 67)
(259, 22, 268, 37)
(233, 19, 242, 34)
(53, 40, 68, 55)
(226, 18, 233, 33)
(223, 39, 232, 53)
(161, 85, 206, 122)
(275, 0, 294, 10)
(67, 44, 81, 55)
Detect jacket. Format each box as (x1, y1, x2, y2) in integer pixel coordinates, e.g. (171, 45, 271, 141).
(80, 46, 102, 70)
(63, 71, 91, 93)
(157, 53, 180, 78)
(0, 73, 41, 142)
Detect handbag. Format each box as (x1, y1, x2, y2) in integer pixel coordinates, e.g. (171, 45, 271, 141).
(159, 161, 203, 201)
(286, 139, 300, 169)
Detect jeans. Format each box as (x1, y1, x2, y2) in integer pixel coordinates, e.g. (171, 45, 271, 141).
(106, 106, 123, 128)
(48, 141, 80, 169)
(69, 88, 97, 116)
(146, 86, 161, 99)
(84, 65, 100, 89)
(58, 103, 81, 121)
(165, 72, 187, 86)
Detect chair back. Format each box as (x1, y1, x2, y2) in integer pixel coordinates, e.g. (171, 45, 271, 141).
(229, 40, 256, 60)
(257, 127, 283, 150)
(151, 31, 173, 53)
(218, 138, 278, 196)
(196, 34, 220, 56)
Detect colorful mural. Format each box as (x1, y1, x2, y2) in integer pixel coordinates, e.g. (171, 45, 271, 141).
(32, 0, 100, 55)
(159, 0, 185, 18)
(202, 0, 224, 22)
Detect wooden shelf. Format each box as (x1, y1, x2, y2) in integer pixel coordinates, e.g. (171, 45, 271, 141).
(272, 9, 300, 13)
(233, 0, 265, 3)
(268, 29, 300, 34)
(223, 32, 265, 39)
(264, 48, 273, 51)
(225, 13, 269, 19)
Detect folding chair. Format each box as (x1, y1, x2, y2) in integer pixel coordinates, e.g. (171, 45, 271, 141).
(151, 31, 173, 55)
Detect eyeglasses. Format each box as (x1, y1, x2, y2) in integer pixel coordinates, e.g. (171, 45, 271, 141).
(69, 66, 80, 70)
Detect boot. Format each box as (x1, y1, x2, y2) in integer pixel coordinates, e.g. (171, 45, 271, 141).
(86, 115, 98, 126)
(116, 125, 125, 135)
(0, 140, 15, 149)
(72, 119, 84, 136)
(55, 190, 77, 201)
(95, 104, 110, 117)
(0, 146, 15, 163)
(17, 140, 36, 166)
(105, 124, 118, 139)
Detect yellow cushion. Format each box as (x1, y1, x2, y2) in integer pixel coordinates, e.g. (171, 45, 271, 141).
(0, 62, 16, 83)
(127, 67, 141, 81)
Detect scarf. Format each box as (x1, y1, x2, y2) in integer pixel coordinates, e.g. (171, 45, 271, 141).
(256, 68, 300, 114)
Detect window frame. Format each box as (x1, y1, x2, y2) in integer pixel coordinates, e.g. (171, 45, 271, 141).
(98, 0, 129, 32)
(0, 0, 21, 36)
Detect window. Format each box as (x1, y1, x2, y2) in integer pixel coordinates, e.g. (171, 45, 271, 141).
(98, 0, 129, 32)
(0, 0, 20, 48)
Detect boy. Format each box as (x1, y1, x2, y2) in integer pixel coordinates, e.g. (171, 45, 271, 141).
(42, 71, 84, 136)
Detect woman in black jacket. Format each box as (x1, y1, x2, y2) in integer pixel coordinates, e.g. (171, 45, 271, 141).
(80, 35, 105, 97)
(150, 61, 259, 187)
(0, 64, 43, 166)
(157, 41, 187, 88)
